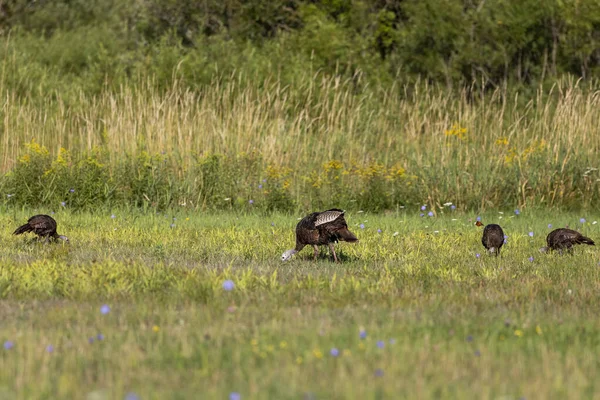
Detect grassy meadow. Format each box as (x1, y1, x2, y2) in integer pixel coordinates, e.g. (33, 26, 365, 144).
(1, 209, 600, 399)
(2, 2, 600, 398)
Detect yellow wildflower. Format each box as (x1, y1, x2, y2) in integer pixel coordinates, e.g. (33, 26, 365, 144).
(536, 325, 543, 335)
(152, 325, 160, 333)
(514, 329, 523, 337)
(25, 138, 49, 155)
(296, 356, 303, 364)
(323, 160, 343, 171)
(313, 349, 323, 359)
(279, 341, 288, 349)
(444, 123, 468, 140)
(55, 148, 70, 166)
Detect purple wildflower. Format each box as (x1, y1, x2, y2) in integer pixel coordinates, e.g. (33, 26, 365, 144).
(3, 341, 14, 350)
(515, 209, 520, 215)
(374, 369, 384, 377)
(330, 348, 339, 357)
(428, 211, 434, 217)
(258, 184, 263, 189)
(46, 345, 54, 353)
(528, 231, 534, 237)
(222, 280, 235, 291)
(359, 330, 367, 339)
(476, 216, 481, 221)
(528, 256, 534, 262)
(476, 253, 481, 258)
(421, 205, 427, 211)
(229, 393, 241, 400)
(376, 340, 385, 349)
(450, 205, 456, 210)
(100, 304, 110, 315)
(360, 224, 365, 229)
(97, 333, 104, 341)
(580, 218, 586, 223)
(548, 224, 552, 229)
(377, 229, 382, 233)
(248, 200, 254, 205)
(60, 202, 66, 207)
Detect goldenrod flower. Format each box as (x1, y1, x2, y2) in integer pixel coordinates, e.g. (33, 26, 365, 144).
(514, 329, 523, 337)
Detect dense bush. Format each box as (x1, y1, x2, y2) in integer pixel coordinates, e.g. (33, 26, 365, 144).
(0, 140, 416, 212)
(0, 0, 598, 100)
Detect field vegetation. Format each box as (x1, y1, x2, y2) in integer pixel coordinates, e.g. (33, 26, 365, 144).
(1, 0, 600, 398)
(1, 80, 600, 212)
(1, 210, 600, 399)
(0, 0, 599, 212)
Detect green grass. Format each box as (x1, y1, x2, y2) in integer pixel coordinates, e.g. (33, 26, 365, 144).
(1, 209, 600, 399)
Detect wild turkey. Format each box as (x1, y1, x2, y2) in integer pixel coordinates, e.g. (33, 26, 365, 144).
(13, 214, 69, 243)
(476, 221, 505, 256)
(281, 208, 358, 262)
(540, 228, 594, 254)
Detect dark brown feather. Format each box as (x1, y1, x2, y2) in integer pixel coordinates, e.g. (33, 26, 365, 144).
(481, 223, 504, 256)
(546, 228, 595, 251)
(13, 214, 60, 239)
(293, 208, 358, 260)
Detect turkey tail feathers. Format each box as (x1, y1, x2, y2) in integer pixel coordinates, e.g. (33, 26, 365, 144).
(13, 224, 31, 235)
(338, 228, 358, 243)
(315, 210, 344, 226)
(580, 236, 595, 246)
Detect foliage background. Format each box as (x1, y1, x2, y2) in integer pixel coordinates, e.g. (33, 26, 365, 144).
(0, 0, 599, 212)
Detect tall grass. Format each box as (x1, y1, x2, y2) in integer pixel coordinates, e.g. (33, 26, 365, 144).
(1, 71, 600, 211)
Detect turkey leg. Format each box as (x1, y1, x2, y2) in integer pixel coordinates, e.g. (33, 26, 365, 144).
(329, 243, 339, 262)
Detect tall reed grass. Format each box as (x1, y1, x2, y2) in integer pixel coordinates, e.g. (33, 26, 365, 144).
(1, 73, 599, 211)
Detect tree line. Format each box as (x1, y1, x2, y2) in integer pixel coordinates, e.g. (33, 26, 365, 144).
(0, 0, 598, 96)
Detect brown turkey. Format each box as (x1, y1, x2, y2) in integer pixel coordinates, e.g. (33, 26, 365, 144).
(281, 208, 358, 262)
(476, 221, 505, 256)
(13, 214, 69, 243)
(540, 228, 594, 254)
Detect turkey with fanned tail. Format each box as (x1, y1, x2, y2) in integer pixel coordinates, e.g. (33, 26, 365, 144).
(540, 228, 594, 254)
(13, 214, 69, 243)
(281, 209, 358, 262)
